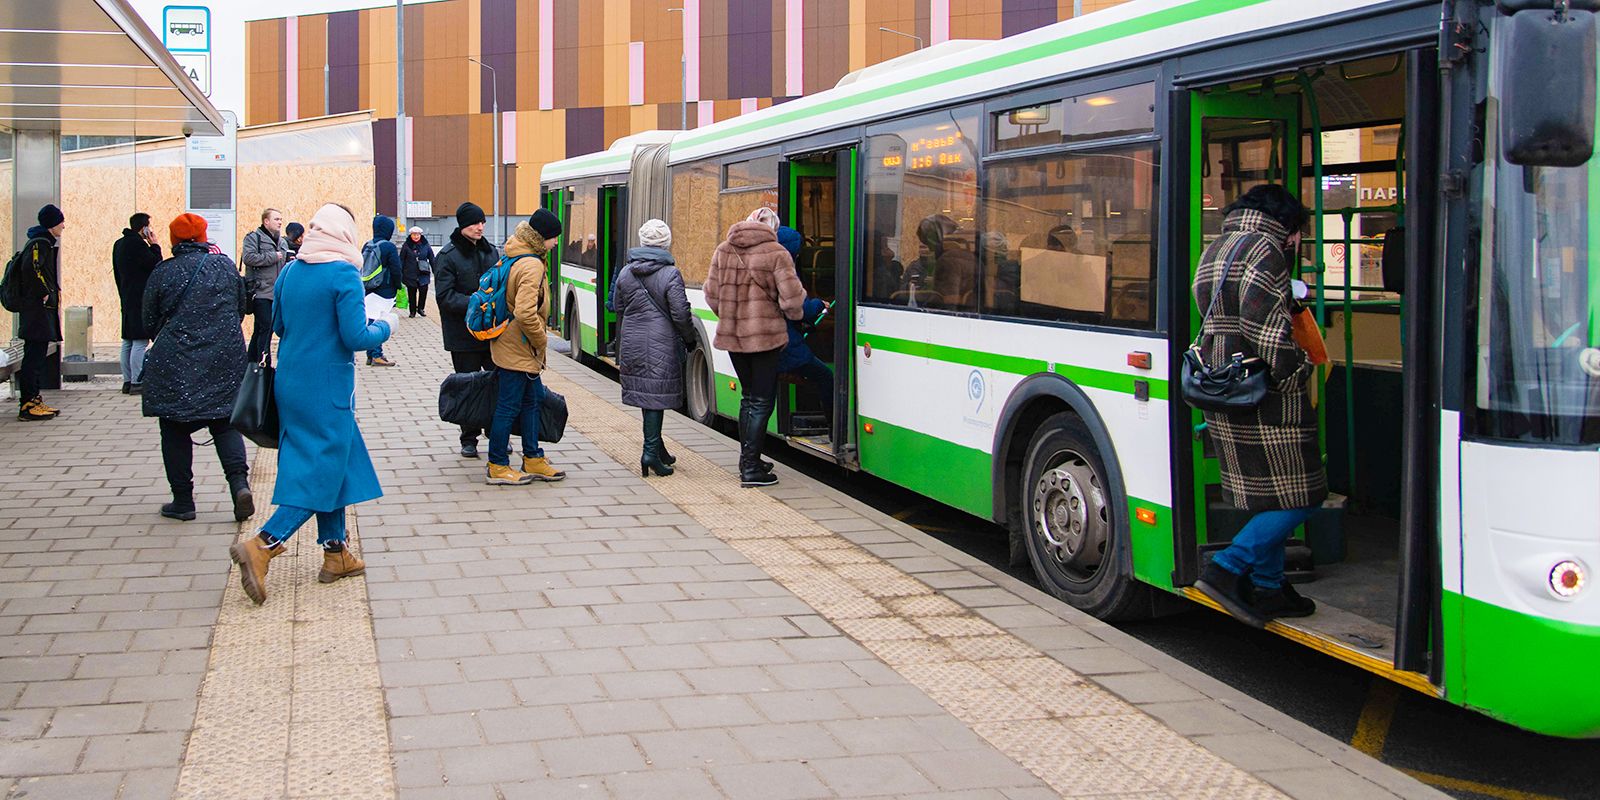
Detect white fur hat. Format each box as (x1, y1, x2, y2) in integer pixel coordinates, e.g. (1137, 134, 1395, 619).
(639, 218, 672, 248)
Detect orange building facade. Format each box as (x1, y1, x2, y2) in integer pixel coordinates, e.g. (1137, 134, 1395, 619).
(244, 0, 1129, 220)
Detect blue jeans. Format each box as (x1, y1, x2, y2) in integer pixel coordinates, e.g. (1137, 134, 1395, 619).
(1212, 506, 1319, 589)
(488, 369, 543, 466)
(366, 319, 384, 360)
(781, 356, 834, 424)
(120, 339, 147, 384)
(261, 505, 347, 547)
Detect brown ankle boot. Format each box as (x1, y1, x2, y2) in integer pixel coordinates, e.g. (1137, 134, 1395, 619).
(319, 547, 366, 583)
(228, 537, 283, 605)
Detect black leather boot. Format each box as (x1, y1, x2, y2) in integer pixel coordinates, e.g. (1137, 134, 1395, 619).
(161, 488, 197, 522)
(739, 397, 778, 487)
(641, 410, 674, 477)
(227, 474, 255, 523)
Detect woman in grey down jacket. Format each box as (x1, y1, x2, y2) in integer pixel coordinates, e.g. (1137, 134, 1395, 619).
(608, 219, 696, 477)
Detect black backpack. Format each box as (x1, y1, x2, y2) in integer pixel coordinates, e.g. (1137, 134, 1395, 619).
(0, 237, 50, 313)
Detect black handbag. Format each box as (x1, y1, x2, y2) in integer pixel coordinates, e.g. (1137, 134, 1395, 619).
(438, 369, 568, 444)
(231, 350, 279, 448)
(540, 387, 568, 444)
(1180, 240, 1269, 413)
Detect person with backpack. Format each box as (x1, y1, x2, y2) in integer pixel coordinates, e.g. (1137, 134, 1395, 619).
(113, 213, 163, 396)
(434, 202, 500, 458)
(229, 203, 397, 605)
(4, 205, 66, 422)
(609, 220, 695, 477)
(140, 213, 253, 523)
(362, 215, 403, 367)
(484, 210, 565, 486)
(241, 209, 290, 363)
(401, 228, 435, 318)
(704, 207, 807, 487)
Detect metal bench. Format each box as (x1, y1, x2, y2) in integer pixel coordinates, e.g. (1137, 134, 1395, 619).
(0, 339, 60, 395)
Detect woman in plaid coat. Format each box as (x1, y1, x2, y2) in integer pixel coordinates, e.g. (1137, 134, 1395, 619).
(1190, 185, 1326, 629)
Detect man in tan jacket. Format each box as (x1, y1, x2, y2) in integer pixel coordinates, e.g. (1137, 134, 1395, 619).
(486, 209, 566, 486)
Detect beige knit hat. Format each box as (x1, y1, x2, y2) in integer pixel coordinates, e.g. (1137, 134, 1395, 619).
(638, 218, 672, 248)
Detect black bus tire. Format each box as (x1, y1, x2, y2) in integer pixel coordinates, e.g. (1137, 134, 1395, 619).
(1019, 412, 1154, 621)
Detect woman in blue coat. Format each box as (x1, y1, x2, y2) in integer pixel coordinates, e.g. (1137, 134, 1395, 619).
(229, 203, 397, 605)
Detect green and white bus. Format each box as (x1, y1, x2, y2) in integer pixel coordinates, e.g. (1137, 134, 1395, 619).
(542, 0, 1600, 737)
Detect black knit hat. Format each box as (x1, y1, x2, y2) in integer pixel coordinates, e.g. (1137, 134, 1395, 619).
(528, 208, 562, 241)
(38, 204, 63, 228)
(455, 202, 486, 228)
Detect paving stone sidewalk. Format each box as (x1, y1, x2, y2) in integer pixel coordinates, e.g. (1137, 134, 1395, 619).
(0, 316, 1446, 800)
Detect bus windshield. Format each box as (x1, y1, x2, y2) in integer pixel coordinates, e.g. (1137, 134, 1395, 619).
(1476, 21, 1600, 445)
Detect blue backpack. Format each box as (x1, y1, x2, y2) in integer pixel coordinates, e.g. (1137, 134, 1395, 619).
(466, 256, 516, 341)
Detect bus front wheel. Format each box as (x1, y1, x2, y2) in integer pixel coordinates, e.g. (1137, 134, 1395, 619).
(1020, 412, 1153, 621)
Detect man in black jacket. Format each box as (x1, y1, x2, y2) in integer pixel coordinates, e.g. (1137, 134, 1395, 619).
(433, 202, 500, 458)
(112, 212, 162, 395)
(14, 205, 65, 422)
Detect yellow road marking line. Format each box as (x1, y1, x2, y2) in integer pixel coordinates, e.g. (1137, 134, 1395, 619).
(1350, 677, 1401, 757)
(1401, 769, 1567, 800)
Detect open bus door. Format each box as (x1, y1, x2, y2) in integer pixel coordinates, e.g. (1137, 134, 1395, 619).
(1180, 88, 1303, 571)
(595, 184, 628, 365)
(777, 146, 860, 466)
(544, 186, 566, 330)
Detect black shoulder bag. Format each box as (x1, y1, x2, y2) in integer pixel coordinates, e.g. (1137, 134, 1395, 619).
(231, 263, 287, 448)
(1180, 238, 1269, 413)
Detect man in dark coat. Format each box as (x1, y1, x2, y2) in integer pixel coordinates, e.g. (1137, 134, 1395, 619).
(112, 212, 162, 395)
(141, 213, 252, 524)
(241, 209, 289, 363)
(434, 202, 501, 458)
(1190, 185, 1325, 629)
(13, 204, 65, 422)
(362, 215, 403, 366)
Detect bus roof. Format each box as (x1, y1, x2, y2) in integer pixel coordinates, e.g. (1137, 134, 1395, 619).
(665, 0, 1402, 165)
(541, 129, 678, 185)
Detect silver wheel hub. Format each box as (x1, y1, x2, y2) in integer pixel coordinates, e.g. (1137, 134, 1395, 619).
(1031, 453, 1108, 573)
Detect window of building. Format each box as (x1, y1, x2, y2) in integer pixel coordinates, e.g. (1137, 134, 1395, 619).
(982, 145, 1159, 327)
(994, 83, 1155, 153)
(563, 179, 600, 271)
(862, 106, 981, 312)
(670, 161, 719, 285)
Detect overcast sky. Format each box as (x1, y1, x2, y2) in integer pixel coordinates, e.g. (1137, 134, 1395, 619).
(131, 1, 444, 118)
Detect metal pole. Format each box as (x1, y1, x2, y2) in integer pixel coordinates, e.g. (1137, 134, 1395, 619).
(1072, 0, 1082, 17)
(396, 0, 407, 230)
(877, 26, 923, 50)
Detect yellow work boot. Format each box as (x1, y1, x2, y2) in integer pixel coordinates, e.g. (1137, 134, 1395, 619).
(17, 399, 55, 422)
(31, 397, 59, 415)
(522, 456, 566, 482)
(486, 462, 535, 486)
(318, 546, 366, 583)
(228, 535, 284, 605)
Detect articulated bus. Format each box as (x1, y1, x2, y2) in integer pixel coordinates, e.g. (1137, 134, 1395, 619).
(541, 0, 1600, 737)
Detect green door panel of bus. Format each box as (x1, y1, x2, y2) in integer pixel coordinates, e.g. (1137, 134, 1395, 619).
(548, 190, 566, 327)
(1128, 498, 1177, 590)
(1187, 89, 1302, 547)
(600, 187, 619, 332)
(1447, 590, 1600, 738)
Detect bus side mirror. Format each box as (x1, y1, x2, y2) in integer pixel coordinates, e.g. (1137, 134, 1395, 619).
(1501, 9, 1597, 168)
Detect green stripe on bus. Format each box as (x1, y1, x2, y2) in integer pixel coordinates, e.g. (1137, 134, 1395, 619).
(693, 307, 718, 322)
(563, 276, 597, 293)
(1447, 590, 1600, 737)
(860, 333, 1168, 399)
(858, 416, 993, 519)
(675, 0, 1271, 153)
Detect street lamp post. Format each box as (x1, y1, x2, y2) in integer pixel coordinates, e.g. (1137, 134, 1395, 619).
(878, 26, 924, 51)
(667, 7, 687, 130)
(396, 0, 406, 231)
(468, 56, 503, 244)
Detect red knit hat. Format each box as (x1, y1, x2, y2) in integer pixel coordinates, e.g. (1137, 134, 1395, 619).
(169, 213, 208, 244)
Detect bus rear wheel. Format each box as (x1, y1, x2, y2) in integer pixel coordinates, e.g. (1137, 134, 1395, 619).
(562, 299, 580, 361)
(684, 346, 715, 425)
(1020, 412, 1153, 620)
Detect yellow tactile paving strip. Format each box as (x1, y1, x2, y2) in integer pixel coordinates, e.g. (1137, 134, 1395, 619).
(176, 448, 396, 800)
(543, 369, 1288, 800)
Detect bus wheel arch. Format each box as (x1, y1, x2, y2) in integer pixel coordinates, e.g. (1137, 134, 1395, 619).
(994, 375, 1156, 620)
(562, 293, 581, 361)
